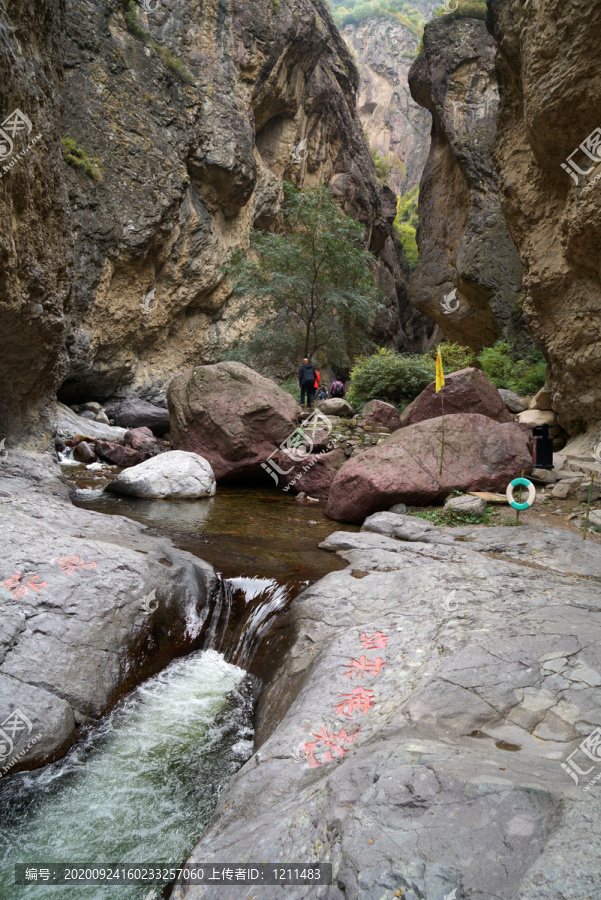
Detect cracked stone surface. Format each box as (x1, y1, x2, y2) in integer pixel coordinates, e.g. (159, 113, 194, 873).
(173, 515, 601, 900)
(0, 453, 217, 773)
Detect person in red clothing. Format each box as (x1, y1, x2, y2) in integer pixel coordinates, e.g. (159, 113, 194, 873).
(314, 368, 321, 393)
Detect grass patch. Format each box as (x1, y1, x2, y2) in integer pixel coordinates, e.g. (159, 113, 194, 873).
(61, 137, 103, 182)
(410, 507, 491, 527)
(123, 0, 196, 86)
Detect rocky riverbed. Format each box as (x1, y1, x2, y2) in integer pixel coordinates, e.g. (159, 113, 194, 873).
(172, 514, 601, 900)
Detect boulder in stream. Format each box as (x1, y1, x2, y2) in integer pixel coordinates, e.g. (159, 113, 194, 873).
(107, 450, 216, 499)
(168, 362, 300, 481)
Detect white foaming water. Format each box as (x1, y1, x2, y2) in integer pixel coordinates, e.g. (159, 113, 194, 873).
(226, 576, 302, 668)
(0, 650, 253, 899)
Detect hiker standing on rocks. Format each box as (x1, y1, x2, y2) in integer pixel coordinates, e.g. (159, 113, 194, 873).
(329, 377, 345, 399)
(298, 358, 317, 408)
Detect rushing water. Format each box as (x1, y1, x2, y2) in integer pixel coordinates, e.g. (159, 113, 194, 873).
(0, 651, 253, 899)
(0, 464, 354, 899)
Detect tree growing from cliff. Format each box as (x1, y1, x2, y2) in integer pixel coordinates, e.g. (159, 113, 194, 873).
(223, 182, 384, 372)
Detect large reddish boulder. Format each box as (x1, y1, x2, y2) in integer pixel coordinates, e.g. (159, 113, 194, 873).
(401, 367, 514, 427)
(124, 427, 162, 457)
(168, 362, 301, 481)
(361, 399, 401, 432)
(94, 441, 146, 468)
(325, 413, 532, 523)
(275, 448, 347, 499)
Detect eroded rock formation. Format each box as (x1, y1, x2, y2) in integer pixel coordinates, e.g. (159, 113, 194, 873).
(340, 17, 431, 195)
(54, 0, 429, 406)
(408, 15, 524, 351)
(0, 0, 73, 444)
(488, 0, 601, 433)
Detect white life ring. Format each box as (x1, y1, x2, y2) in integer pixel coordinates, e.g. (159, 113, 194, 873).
(506, 477, 536, 510)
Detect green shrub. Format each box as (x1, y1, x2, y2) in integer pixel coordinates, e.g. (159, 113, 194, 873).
(372, 149, 391, 184)
(427, 341, 476, 372)
(346, 347, 436, 409)
(61, 137, 103, 182)
(432, 0, 488, 21)
(476, 340, 547, 396)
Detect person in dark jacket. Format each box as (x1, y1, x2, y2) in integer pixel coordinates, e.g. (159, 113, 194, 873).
(298, 358, 317, 408)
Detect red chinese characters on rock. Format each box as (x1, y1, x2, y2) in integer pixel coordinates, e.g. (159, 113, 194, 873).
(359, 631, 389, 650)
(303, 726, 362, 768)
(54, 555, 97, 575)
(342, 656, 386, 678)
(335, 687, 376, 719)
(0, 572, 48, 600)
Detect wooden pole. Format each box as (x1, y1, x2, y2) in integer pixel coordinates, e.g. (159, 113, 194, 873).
(439, 388, 445, 475)
(583, 473, 595, 541)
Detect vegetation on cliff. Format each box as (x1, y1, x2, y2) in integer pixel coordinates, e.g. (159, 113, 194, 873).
(123, 0, 196, 85)
(393, 187, 419, 270)
(223, 183, 384, 374)
(61, 138, 103, 182)
(328, 0, 425, 33)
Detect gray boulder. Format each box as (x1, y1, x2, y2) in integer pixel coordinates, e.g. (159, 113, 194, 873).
(443, 493, 487, 516)
(498, 388, 529, 413)
(105, 398, 170, 436)
(388, 502, 408, 514)
(316, 398, 356, 417)
(107, 450, 216, 499)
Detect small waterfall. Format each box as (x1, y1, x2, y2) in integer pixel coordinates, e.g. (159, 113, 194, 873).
(220, 576, 304, 670)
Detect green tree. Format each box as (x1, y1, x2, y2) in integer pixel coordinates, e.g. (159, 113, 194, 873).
(223, 182, 385, 371)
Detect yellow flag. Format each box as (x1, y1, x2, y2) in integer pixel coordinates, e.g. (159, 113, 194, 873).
(435, 348, 445, 393)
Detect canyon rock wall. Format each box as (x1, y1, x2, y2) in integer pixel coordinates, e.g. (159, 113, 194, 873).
(407, 15, 524, 352)
(340, 17, 431, 195)
(488, 0, 601, 433)
(56, 0, 431, 407)
(0, 0, 73, 444)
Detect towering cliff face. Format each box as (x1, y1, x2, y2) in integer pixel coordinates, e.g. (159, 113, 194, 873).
(489, 0, 601, 433)
(339, 18, 431, 195)
(53, 0, 426, 406)
(0, 0, 73, 444)
(407, 15, 524, 351)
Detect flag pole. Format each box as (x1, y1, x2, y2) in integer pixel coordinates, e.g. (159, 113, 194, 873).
(439, 387, 445, 475)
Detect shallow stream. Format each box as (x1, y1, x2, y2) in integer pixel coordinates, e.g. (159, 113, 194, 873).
(0, 465, 354, 898)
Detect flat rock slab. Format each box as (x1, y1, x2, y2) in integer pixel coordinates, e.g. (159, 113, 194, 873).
(56, 402, 127, 442)
(173, 521, 601, 900)
(0, 453, 217, 774)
